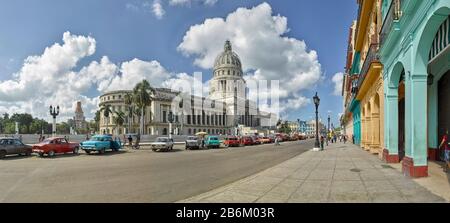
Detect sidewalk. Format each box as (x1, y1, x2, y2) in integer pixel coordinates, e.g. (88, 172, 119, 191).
(180, 142, 447, 203)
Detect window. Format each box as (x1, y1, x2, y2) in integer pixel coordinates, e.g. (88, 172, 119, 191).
(187, 115, 191, 124)
(207, 115, 210, 125)
(197, 114, 201, 125)
(188, 129, 192, 135)
(228, 70, 230, 75)
(163, 111, 167, 123)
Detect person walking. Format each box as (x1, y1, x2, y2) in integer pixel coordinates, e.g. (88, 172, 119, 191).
(127, 134, 133, 147)
(134, 133, 140, 149)
(320, 135, 325, 151)
(343, 135, 347, 144)
(439, 129, 450, 172)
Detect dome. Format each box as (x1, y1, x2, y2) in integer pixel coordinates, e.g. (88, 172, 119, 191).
(213, 40, 242, 74)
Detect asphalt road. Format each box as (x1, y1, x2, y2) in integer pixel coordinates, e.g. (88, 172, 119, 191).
(0, 139, 314, 202)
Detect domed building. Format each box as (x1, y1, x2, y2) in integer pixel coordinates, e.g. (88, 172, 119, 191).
(209, 40, 246, 100)
(98, 40, 277, 136)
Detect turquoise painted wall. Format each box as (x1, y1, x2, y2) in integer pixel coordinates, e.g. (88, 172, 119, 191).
(380, 0, 450, 167)
(351, 100, 361, 145)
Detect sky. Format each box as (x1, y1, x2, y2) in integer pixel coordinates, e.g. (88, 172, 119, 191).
(0, 0, 357, 126)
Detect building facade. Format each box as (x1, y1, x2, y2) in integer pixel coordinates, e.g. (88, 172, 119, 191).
(380, 0, 450, 177)
(99, 41, 277, 136)
(353, 0, 385, 156)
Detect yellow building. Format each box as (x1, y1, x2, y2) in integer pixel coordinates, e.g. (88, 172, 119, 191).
(353, 0, 384, 156)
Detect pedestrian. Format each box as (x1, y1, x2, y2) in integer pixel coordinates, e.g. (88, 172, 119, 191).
(39, 134, 42, 142)
(127, 134, 133, 147)
(42, 135, 45, 141)
(439, 129, 450, 172)
(352, 134, 355, 144)
(275, 136, 280, 146)
(85, 134, 89, 140)
(344, 135, 347, 144)
(201, 137, 205, 149)
(320, 135, 324, 151)
(134, 133, 140, 149)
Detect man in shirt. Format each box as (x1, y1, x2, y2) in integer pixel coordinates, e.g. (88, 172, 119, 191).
(439, 129, 450, 172)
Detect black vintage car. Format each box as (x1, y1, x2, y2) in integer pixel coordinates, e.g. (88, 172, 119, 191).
(0, 137, 32, 159)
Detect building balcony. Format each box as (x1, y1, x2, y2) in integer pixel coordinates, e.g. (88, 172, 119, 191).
(356, 42, 383, 100)
(380, 0, 403, 47)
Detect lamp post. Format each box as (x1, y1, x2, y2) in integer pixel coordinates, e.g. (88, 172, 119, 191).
(313, 92, 320, 151)
(327, 113, 331, 145)
(49, 105, 60, 137)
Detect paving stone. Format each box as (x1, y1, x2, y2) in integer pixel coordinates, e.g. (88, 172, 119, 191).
(329, 192, 370, 203)
(333, 170, 361, 181)
(306, 170, 334, 180)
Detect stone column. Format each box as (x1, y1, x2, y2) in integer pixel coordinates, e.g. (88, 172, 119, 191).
(365, 115, 372, 151)
(403, 74, 428, 177)
(371, 112, 380, 154)
(383, 90, 400, 163)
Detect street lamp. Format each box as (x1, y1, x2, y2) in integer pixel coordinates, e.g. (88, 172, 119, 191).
(49, 105, 60, 137)
(313, 92, 320, 151)
(327, 113, 331, 145)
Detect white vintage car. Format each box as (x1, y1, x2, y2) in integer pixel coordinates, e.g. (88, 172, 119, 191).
(150, 137, 174, 152)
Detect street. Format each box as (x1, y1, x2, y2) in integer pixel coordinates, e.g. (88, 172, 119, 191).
(0, 140, 313, 202)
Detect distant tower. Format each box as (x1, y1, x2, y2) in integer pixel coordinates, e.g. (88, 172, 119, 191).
(74, 101, 86, 130)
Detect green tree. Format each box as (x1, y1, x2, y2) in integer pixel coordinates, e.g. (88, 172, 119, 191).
(113, 111, 125, 136)
(124, 92, 134, 133)
(133, 80, 154, 135)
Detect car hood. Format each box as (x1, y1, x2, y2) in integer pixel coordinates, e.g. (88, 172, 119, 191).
(151, 142, 168, 145)
(186, 140, 199, 143)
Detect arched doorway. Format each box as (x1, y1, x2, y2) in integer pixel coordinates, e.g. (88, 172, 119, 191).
(371, 94, 381, 154)
(438, 71, 450, 161)
(398, 69, 405, 161)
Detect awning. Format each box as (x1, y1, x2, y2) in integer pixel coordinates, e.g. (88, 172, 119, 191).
(429, 15, 450, 63)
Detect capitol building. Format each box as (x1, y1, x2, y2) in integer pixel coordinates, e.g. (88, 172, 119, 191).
(99, 41, 277, 136)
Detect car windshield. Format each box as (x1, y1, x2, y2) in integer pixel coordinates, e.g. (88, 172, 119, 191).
(92, 137, 110, 141)
(156, 138, 168, 142)
(187, 137, 198, 140)
(209, 137, 218, 140)
(42, 139, 52, 144)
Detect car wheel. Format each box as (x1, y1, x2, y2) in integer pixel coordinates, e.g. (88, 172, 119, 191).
(0, 150, 6, 159)
(73, 147, 79, 154)
(99, 148, 106, 154)
(38, 153, 44, 157)
(171, 146, 174, 151)
(85, 150, 91, 154)
(48, 150, 55, 157)
(152, 149, 157, 152)
(25, 149, 32, 156)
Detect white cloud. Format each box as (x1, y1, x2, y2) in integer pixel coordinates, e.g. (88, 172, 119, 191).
(177, 2, 322, 113)
(151, 0, 165, 19)
(0, 32, 183, 122)
(332, 72, 343, 96)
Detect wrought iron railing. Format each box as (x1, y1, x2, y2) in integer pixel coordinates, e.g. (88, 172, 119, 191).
(380, 0, 403, 46)
(357, 43, 380, 89)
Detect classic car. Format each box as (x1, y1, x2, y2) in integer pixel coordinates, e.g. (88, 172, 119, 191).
(260, 137, 272, 144)
(0, 137, 32, 159)
(205, 136, 221, 148)
(151, 137, 174, 152)
(251, 136, 262, 145)
(32, 137, 80, 157)
(185, 136, 200, 150)
(241, 136, 254, 146)
(223, 136, 241, 147)
(80, 135, 122, 154)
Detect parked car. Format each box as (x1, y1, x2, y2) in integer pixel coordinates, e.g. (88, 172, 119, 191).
(185, 136, 201, 150)
(80, 135, 122, 154)
(241, 136, 254, 146)
(33, 137, 80, 157)
(150, 137, 174, 152)
(0, 137, 32, 159)
(261, 137, 272, 144)
(224, 136, 241, 147)
(251, 136, 262, 145)
(205, 136, 221, 148)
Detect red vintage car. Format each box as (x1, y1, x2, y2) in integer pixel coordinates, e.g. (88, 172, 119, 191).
(241, 136, 254, 146)
(224, 136, 241, 147)
(32, 137, 80, 157)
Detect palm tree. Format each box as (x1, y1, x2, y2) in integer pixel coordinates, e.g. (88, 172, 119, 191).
(124, 93, 133, 134)
(113, 111, 126, 136)
(100, 104, 113, 133)
(133, 80, 155, 135)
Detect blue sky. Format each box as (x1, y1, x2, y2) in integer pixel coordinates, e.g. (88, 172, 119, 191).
(0, 0, 357, 126)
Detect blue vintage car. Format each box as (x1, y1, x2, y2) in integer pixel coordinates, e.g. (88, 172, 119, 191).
(80, 135, 122, 154)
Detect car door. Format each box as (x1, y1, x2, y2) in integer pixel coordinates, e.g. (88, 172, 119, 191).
(2, 139, 14, 155)
(14, 139, 26, 154)
(62, 139, 71, 153)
